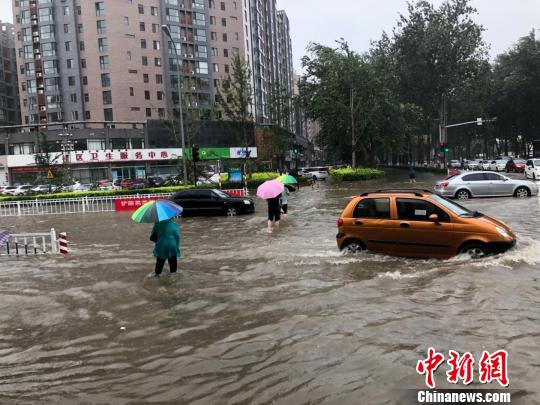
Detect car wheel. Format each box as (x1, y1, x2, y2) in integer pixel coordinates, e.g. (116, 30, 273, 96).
(226, 207, 237, 216)
(341, 240, 365, 255)
(455, 189, 471, 200)
(460, 243, 488, 259)
(514, 186, 530, 198)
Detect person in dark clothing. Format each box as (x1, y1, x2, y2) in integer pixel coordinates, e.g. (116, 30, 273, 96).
(267, 193, 281, 231)
(408, 167, 417, 183)
(150, 218, 180, 277)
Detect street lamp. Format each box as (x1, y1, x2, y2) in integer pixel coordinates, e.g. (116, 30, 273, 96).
(162, 24, 188, 186)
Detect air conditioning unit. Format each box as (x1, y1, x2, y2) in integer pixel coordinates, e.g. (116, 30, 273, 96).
(39, 106, 46, 111)
(183, 53, 188, 57)
(188, 54, 193, 58)
(36, 72, 42, 78)
(182, 36, 187, 41)
(190, 70, 195, 74)
(191, 86, 196, 90)
(180, 3, 184, 7)
(33, 48, 40, 53)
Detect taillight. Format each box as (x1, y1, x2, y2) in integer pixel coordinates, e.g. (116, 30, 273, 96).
(440, 181, 449, 187)
(337, 218, 344, 226)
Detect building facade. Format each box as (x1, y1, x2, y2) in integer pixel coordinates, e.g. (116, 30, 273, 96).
(0, 21, 20, 126)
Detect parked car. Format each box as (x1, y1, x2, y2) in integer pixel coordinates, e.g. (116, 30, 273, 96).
(170, 189, 255, 216)
(525, 159, 540, 180)
(449, 160, 461, 168)
(466, 160, 480, 170)
(31, 184, 56, 194)
(97, 182, 121, 191)
(120, 179, 134, 189)
(489, 160, 507, 172)
(336, 190, 516, 259)
(505, 159, 526, 173)
(1, 186, 17, 196)
(480, 160, 491, 170)
(8, 185, 34, 196)
(298, 167, 329, 180)
(434, 171, 538, 199)
(128, 179, 149, 190)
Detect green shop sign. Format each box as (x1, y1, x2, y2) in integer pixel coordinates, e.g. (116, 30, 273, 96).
(183, 148, 231, 160)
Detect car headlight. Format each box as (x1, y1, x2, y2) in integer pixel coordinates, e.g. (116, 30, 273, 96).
(496, 226, 509, 238)
(243, 200, 251, 205)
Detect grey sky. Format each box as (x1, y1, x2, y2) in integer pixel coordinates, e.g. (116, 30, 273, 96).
(2, 0, 539, 69)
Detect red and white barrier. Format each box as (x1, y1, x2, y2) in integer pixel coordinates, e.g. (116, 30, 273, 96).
(58, 232, 68, 254)
(224, 188, 248, 197)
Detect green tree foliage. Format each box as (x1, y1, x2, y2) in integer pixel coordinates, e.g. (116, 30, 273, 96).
(34, 132, 67, 188)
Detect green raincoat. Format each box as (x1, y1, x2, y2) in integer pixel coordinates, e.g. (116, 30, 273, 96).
(151, 219, 180, 259)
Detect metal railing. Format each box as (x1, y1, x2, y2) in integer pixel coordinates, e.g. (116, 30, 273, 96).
(1, 228, 58, 255)
(0, 193, 172, 217)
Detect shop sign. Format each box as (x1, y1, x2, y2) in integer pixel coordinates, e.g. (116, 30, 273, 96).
(114, 196, 166, 212)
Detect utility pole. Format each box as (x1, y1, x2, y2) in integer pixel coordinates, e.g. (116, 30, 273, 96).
(350, 87, 356, 168)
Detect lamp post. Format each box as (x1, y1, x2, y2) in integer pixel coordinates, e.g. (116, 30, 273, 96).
(58, 131, 74, 184)
(162, 25, 188, 186)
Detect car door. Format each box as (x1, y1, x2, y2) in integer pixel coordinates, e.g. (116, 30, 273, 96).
(394, 198, 454, 258)
(485, 172, 513, 196)
(194, 190, 215, 212)
(525, 160, 533, 178)
(346, 197, 398, 254)
(461, 173, 490, 196)
(173, 190, 196, 212)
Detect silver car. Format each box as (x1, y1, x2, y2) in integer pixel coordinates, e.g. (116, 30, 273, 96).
(435, 171, 538, 199)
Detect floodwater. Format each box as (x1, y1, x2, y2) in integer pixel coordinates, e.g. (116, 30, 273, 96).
(1, 171, 540, 404)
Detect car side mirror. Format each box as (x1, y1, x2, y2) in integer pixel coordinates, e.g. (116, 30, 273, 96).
(503, 177, 509, 181)
(429, 213, 439, 223)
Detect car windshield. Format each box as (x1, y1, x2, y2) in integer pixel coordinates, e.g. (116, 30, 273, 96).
(429, 195, 481, 218)
(212, 189, 229, 199)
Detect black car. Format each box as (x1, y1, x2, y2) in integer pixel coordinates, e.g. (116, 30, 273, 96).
(171, 189, 255, 216)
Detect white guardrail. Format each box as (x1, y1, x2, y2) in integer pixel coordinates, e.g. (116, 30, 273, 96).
(1, 228, 58, 255)
(0, 193, 172, 217)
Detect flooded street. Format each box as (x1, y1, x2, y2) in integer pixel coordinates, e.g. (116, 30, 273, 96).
(1, 171, 540, 404)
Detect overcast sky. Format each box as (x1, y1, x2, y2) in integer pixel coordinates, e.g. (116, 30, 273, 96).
(2, 0, 539, 70)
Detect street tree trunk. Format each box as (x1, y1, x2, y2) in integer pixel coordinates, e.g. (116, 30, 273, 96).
(351, 87, 356, 167)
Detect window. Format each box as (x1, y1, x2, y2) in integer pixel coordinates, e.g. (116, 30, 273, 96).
(77, 5, 81, 15)
(213, 79, 219, 88)
(151, 6, 158, 16)
(64, 23, 70, 34)
(144, 90, 150, 100)
(66, 59, 73, 69)
(81, 59, 86, 68)
(196, 45, 207, 58)
(484, 173, 503, 181)
(222, 33, 228, 42)
(68, 76, 76, 86)
(138, 4, 144, 14)
(221, 18, 226, 26)
(396, 198, 450, 222)
(194, 12, 205, 25)
(146, 108, 151, 117)
(44, 77, 60, 92)
(42, 42, 56, 57)
(72, 111, 79, 121)
(88, 138, 106, 150)
(142, 56, 148, 65)
(212, 63, 219, 72)
(157, 91, 163, 100)
(99, 55, 109, 70)
(209, 0, 215, 7)
(97, 20, 106, 34)
(158, 108, 165, 118)
(127, 51, 132, 60)
(224, 64, 229, 73)
(154, 58, 161, 66)
(24, 62, 35, 76)
(152, 23, 159, 33)
(79, 41, 85, 51)
(85, 111, 91, 120)
(84, 93, 89, 102)
(98, 37, 108, 52)
(210, 32, 217, 40)
(43, 60, 58, 74)
(101, 73, 110, 87)
(194, 29, 206, 42)
(65, 41, 72, 52)
(70, 93, 77, 103)
(103, 90, 112, 105)
(220, 1, 225, 10)
(95, 2, 105, 16)
(82, 76, 88, 85)
(193, 0, 204, 9)
(140, 39, 147, 49)
(235, 32, 239, 40)
(462, 173, 485, 181)
(353, 198, 391, 219)
(22, 27, 32, 42)
(63, 6, 70, 15)
(143, 74, 149, 83)
(153, 40, 160, 50)
(78, 24, 84, 33)
(196, 61, 208, 74)
(39, 7, 53, 22)
(139, 22, 145, 31)
(124, 16, 129, 25)
(40, 25, 54, 40)
(223, 48, 228, 58)
(104, 108, 114, 121)
(129, 87, 134, 96)
(156, 74, 163, 84)
(210, 16, 216, 25)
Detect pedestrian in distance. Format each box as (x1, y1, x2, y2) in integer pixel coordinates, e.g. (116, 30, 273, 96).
(408, 166, 417, 183)
(281, 186, 289, 219)
(267, 193, 281, 231)
(150, 218, 180, 277)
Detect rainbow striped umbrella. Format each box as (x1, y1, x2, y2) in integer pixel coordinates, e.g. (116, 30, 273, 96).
(131, 199, 183, 223)
(277, 174, 298, 184)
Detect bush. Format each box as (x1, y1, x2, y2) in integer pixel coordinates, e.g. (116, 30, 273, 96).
(384, 165, 447, 174)
(329, 167, 386, 182)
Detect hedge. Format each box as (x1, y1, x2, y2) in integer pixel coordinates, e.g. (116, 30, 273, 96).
(329, 167, 386, 182)
(384, 165, 447, 174)
(0, 172, 308, 202)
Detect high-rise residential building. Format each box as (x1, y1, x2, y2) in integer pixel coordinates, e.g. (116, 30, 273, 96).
(276, 9, 294, 131)
(12, 0, 294, 130)
(0, 21, 20, 126)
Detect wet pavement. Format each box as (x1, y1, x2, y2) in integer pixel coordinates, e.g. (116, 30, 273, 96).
(1, 170, 540, 404)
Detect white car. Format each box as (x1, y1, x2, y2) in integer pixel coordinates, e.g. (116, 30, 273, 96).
(1, 186, 17, 196)
(9, 185, 33, 196)
(449, 160, 461, 168)
(480, 160, 491, 170)
(489, 160, 507, 172)
(525, 159, 540, 180)
(466, 160, 480, 170)
(32, 184, 56, 193)
(299, 167, 329, 180)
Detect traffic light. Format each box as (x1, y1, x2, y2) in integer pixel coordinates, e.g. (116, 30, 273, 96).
(192, 145, 200, 162)
(444, 146, 449, 153)
(292, 144, 300, 155)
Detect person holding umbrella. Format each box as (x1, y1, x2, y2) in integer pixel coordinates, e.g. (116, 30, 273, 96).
(132, 199, 183, 277)
(277, 174, 297, 220)
(257, 179, 285, 232)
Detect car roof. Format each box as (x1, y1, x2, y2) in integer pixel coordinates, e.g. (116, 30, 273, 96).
(359, 189, 433, 198)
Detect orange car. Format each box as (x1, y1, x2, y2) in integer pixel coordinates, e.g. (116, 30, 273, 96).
(336, 190, 515, 259)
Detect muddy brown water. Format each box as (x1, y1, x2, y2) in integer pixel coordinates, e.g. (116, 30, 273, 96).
(1, 171, 539, 404)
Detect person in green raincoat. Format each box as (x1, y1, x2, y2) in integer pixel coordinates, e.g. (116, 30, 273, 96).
(150, 218, 180, 276)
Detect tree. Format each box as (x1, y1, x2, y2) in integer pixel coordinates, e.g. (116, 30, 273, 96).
(266, 81, 292, 131)
(34, 132, 67, 189)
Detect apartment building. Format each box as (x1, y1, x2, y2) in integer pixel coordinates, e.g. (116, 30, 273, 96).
(0, 21, 20, 126)
(12, 0, 294, 129)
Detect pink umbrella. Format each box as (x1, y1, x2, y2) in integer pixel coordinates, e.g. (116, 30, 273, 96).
(256, 179, 285, 199)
